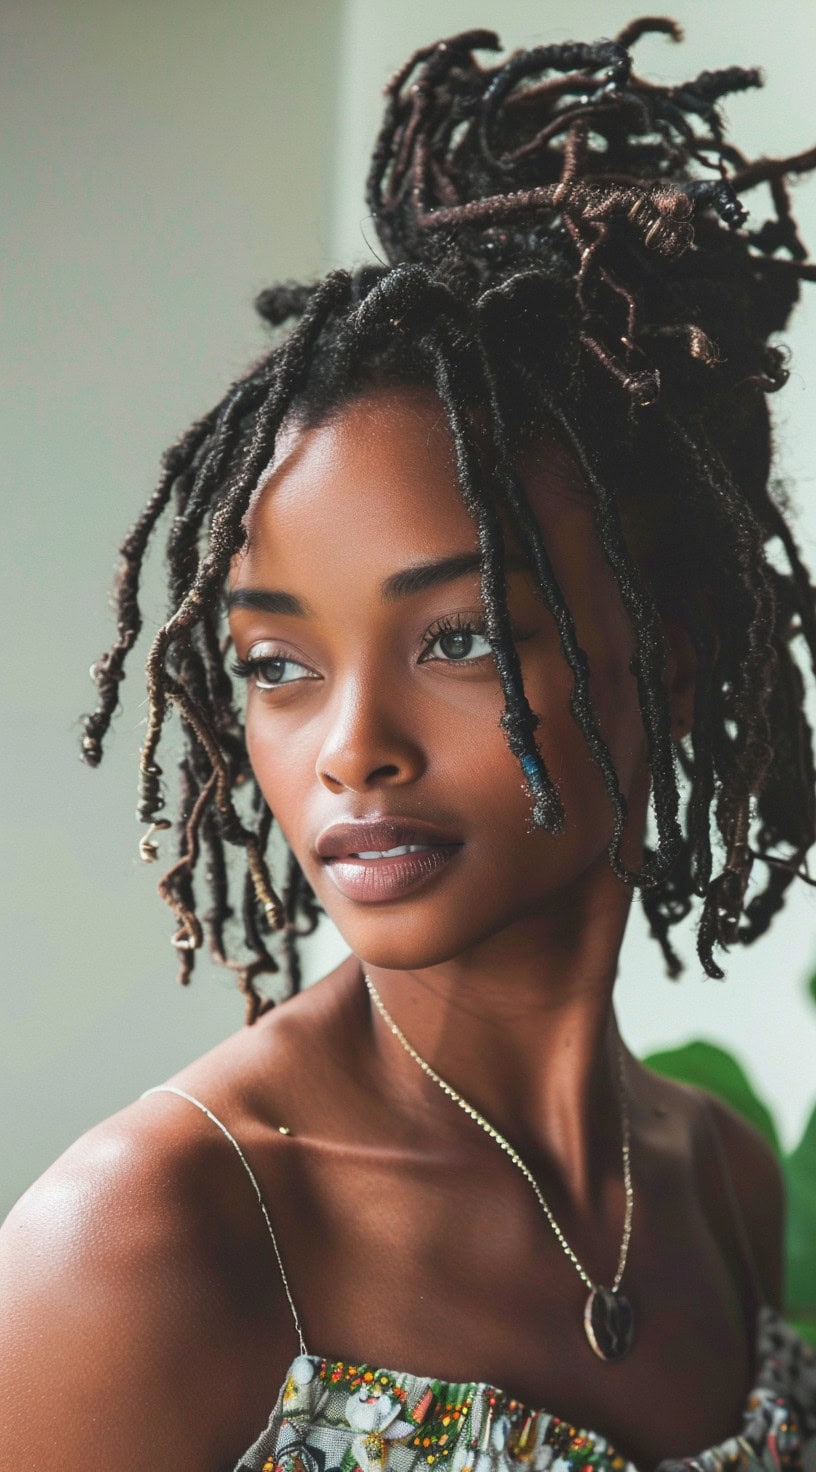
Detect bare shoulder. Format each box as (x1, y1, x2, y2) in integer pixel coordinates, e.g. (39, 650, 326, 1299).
(0, 1009, 316, 1471)
(0, 1106, 238, 1468)
(635, 1061, 785, 1311)
(695, 1085, 786, 1310)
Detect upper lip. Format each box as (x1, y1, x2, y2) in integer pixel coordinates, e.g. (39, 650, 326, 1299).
(315, 816, 463, 860)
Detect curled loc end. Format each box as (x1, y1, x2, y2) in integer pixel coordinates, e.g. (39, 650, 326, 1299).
(624, 370, 661, 407)
(688, 327, 722, 364)
(684, 177, 748, 231)
(245, 836, 286, 933)
(138, 758, 166, 827)
(615, 17, 683, 48)
(171, 916, 203, 951)
(520, 752, 565, 832)
(81, 731, 102, 767)
(139, 819, 172, 863)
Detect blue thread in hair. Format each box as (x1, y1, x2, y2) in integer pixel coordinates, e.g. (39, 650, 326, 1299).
(521, 753, 542, 784)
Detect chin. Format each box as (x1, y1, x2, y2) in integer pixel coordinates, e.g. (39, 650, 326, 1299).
(341, 930, 474, 975)
(326, 907, 497, 973)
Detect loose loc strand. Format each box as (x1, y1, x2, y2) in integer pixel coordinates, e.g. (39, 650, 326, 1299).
(132, 272, 354, 1006)
(539, 395, 685, 890)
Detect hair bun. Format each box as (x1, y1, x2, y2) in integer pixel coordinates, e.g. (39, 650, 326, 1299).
(368, 21, 761, 267)
(365, 18, 813, 401)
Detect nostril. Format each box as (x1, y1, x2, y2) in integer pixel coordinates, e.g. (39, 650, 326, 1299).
(316, 728, 426, 792)
(319, 764, 402, 790)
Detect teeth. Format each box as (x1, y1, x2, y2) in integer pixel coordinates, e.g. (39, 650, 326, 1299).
(350, 844, 433, 859)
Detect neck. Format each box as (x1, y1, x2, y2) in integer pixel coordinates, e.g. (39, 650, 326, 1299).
(361, 855, 634, 1212)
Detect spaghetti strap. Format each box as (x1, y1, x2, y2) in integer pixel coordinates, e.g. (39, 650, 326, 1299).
(139, 1084, 307, 1357)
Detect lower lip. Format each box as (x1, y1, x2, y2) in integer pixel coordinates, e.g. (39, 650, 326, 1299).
(323, 845, 463, 902)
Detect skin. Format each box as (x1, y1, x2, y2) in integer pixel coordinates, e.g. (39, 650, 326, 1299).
(0, 385, 785, 1472)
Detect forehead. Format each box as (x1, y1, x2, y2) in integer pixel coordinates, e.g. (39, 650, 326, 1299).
(249, 386, 475, 550)
(232, 384, 600, 579)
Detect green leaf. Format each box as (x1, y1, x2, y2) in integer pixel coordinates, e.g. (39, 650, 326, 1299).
(642, 1040, 781, 1155)
(784, 1101, 816, 1335)
(643, 1040, 816, 1344)
(785, 1317, 816, 1350)
(807, 966, 816, 1009)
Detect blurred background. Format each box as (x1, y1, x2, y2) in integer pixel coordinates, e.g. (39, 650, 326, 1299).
(3, 0, 816, 1221)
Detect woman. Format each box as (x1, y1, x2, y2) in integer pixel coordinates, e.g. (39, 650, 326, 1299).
(2, 20, 816, 1471)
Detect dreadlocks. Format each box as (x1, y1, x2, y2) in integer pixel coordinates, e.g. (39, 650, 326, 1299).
(80, 20, 816, 1023)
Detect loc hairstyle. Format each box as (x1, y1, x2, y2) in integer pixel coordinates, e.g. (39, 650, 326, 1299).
(80, 19, 816, 1023)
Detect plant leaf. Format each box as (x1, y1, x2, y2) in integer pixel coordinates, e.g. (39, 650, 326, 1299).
(643, 1040, 816, 1347)
(784, 1101, 816, 1341)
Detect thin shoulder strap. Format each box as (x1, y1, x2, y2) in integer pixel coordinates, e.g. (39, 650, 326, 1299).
(140, 1084, 307, 1356)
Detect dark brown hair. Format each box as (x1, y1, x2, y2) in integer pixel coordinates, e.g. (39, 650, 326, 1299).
(80, 20, 816, 1021)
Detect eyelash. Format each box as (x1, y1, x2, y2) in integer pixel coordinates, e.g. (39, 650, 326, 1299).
(229, 613, 520, 691)
(230, 652, 316, 690)
(415, 606, 486, 659)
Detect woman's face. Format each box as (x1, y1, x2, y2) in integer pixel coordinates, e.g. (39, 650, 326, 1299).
(227, 384, 676, 971)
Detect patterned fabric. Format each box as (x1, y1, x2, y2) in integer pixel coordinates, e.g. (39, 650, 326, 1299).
(232, 1307, 816, 1472)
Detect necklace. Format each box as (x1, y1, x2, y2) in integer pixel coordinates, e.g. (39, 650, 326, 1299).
(363, 971, 635, 1362)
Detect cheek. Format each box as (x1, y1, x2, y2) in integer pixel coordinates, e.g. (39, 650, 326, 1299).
(585, 649, 647, 792)
(524, 557, 643, 790)
(244, 708, 312, 832)
(511, 642, 647, 843)
(538, 523, 642, 770)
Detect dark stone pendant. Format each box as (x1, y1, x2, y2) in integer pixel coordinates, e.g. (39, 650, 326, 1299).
(584, 1286, 635, 1360)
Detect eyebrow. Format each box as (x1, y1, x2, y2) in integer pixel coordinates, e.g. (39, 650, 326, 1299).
(384, 551, 532, 601)
(226, 550, 533, 617)
(226, 587, 307, 617)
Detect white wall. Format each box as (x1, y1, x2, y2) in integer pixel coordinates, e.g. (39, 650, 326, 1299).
(3, 0, 816, 1220)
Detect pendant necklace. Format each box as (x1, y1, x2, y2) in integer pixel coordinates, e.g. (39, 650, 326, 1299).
(363, 971, 635, 1362)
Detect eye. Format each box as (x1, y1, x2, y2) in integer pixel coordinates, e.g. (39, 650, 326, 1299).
(418, 614, 494, 664)
(230, 650, 318, 691)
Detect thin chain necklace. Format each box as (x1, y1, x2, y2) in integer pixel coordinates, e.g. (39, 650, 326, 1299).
(363, 971, 636, 1361)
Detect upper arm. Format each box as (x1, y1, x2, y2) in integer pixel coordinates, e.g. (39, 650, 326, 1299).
(701, 1091, 787, 1312)
(0, 1118, 254, 1470)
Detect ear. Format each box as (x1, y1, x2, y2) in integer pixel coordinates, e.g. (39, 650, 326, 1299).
(661, 614, 720, 741)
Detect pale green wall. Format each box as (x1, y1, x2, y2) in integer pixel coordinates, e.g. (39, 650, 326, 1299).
(1, 0, 343, 1217)
(3, 0, 816, 1221)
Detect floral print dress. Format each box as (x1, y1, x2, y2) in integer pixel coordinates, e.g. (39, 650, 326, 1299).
(231, 1307, 816, 1472)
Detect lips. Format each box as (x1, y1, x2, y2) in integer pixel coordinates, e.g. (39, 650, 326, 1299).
(315, 816, 462, 862)
(314, 815, 464, 904)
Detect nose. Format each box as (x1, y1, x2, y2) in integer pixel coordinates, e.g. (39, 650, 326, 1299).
(316, 673, 426, 795)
